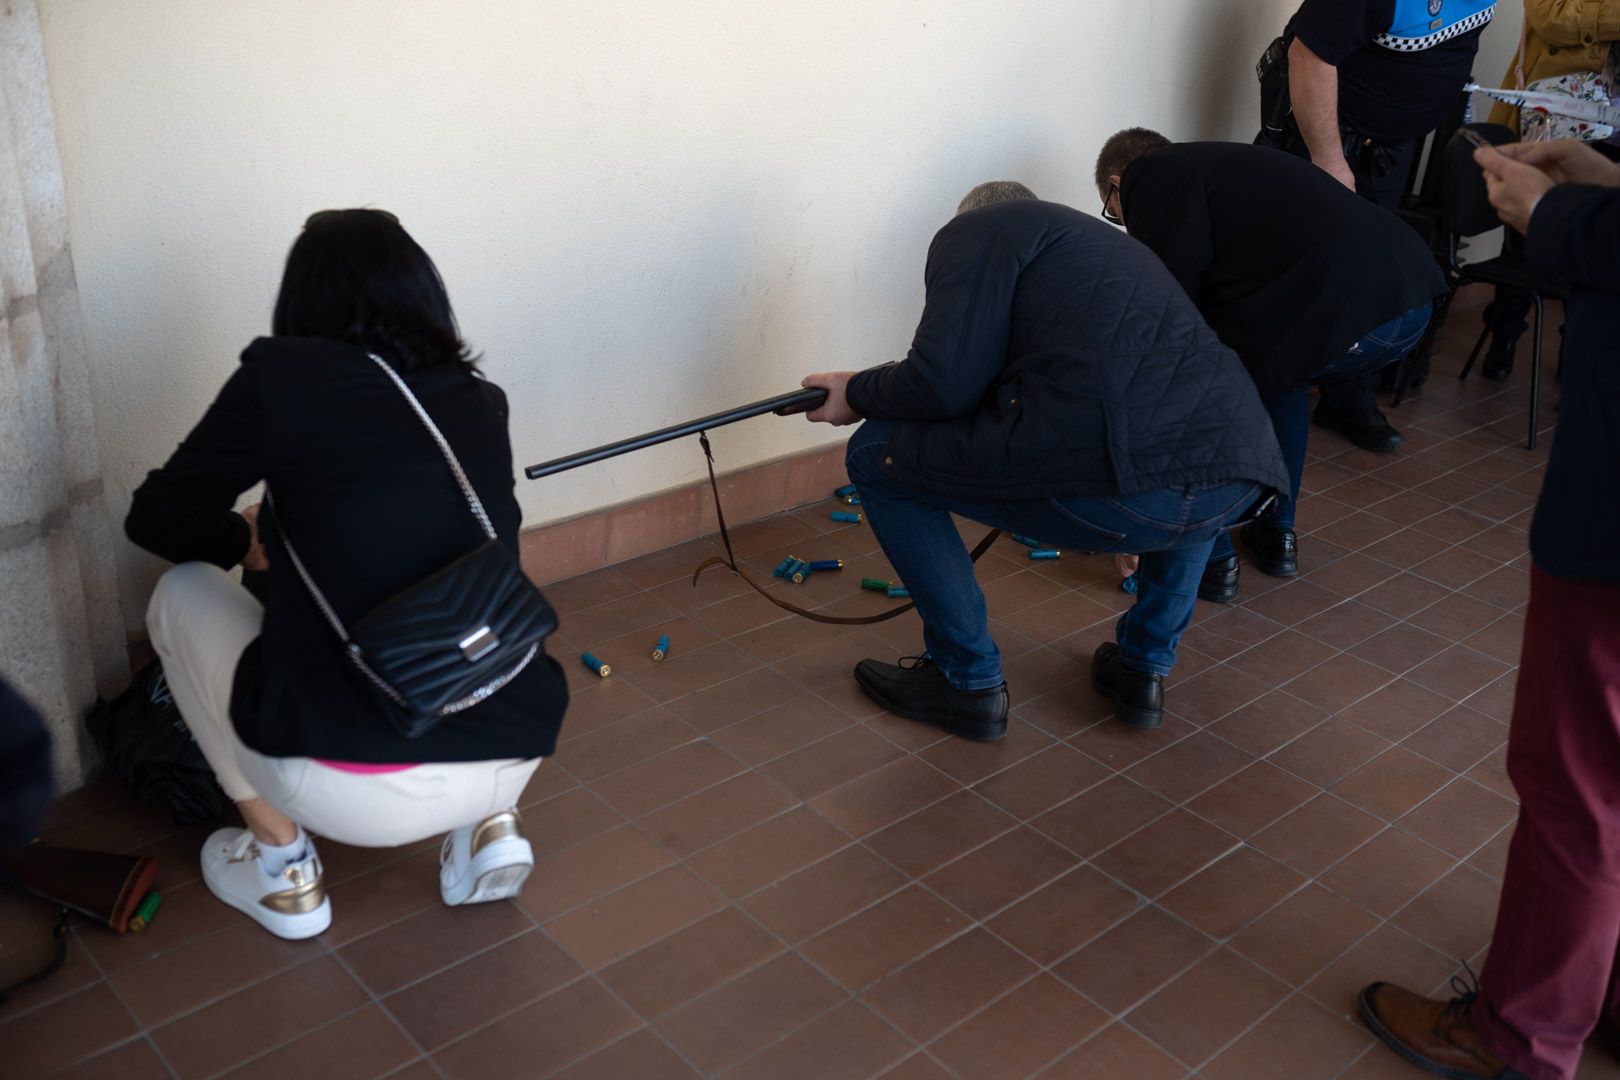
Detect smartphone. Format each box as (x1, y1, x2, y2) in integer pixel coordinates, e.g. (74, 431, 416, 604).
(1459, 128, 1493, 151)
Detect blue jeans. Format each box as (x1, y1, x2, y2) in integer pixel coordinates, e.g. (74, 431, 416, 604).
(846, 421, 1264, 686)
(1212, 302, 1431, 559)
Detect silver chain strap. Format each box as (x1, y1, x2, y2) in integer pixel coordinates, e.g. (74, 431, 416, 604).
(264, 352, 497, 645)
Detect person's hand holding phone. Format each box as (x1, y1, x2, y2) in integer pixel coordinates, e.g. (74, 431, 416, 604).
(1473, 140, 1556, 234)
(1493, 139, 1620, 188)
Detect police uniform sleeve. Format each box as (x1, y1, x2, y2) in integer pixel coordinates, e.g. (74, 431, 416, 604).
(1290, 0, 1394, 63)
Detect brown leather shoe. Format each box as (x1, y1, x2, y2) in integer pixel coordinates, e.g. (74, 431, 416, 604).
(1358, 982, 1528, 1079)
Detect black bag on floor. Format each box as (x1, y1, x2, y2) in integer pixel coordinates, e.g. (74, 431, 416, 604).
(85, 660, 229, 827)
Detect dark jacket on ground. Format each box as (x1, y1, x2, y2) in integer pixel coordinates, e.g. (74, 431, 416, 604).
(126, 337, 568, 763)
(844, 200, 1290, 501)
(1524, 184, 1620, 583)
(1120, 142, 1448, 397)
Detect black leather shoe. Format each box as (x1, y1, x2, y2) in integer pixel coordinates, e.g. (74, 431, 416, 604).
(853, 657, 1008, 741)
(1238, 522, 1298, 578)
(1089, 643, 1164, 729)
(1481, 334, 1516, 382)
(1198, 554, 1240, 604)
(1313, 404, 1404, 452)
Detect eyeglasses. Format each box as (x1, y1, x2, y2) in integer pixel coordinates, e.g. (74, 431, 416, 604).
(303, 208, 400, 229)
(1100, 181, 1122, 226)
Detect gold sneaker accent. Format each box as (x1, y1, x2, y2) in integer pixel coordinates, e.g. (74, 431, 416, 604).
(260, 860, 327, 915)
(470, 810, 523, 856)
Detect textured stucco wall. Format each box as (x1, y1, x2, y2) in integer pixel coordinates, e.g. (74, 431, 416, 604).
(32, 0, 1522, 633)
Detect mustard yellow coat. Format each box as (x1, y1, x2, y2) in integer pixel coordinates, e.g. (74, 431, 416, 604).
(1489, 0, 1620, 129)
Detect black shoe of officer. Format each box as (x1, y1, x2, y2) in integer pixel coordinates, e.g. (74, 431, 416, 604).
(1237, 522, 1298, 578)
(1312, 402, 1404, 453)
(1198, 554, 1240, 604)
(853, 656, 1008, 741)
(1089, 643, 1164, 729)
(1481, 333, 1517, 382)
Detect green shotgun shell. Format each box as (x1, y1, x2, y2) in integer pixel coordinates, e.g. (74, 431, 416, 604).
(1029, 549, 1061, 560)
(830, 511, 861, 524)
(129, 890, 162, 932)
(860, 577, 891, 591)
(581, 651, 611, 677)
(651, 634, 671, 661)
(887, 585, 911, 598)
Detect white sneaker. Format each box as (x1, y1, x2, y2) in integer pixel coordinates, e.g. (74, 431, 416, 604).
(440, 809, 533, 906)
(200, 827, 331, 940)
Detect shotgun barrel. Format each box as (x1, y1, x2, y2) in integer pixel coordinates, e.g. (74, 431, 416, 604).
(524, 387, 829, 480)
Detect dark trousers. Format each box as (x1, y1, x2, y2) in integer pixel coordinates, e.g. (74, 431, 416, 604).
(1473, 566, 1620, 1080)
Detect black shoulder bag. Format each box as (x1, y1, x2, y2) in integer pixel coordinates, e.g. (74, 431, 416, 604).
(265, 353, 557, 738)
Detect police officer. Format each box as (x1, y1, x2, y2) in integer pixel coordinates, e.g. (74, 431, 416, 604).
(1262, 0, 1498, 450)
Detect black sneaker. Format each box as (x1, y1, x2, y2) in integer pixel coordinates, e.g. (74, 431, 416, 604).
(1089, 643, 1164, 729)
(853, 656, 1008, 741)
(1481, 333, 1516, 382)
(1313, 403, 1404, 453)
(1198, 554, 1240, 604)
(1237, 523, 1298, 578)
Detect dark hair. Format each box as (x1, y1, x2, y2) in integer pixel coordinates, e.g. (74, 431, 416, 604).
(1094, 128, 1172, 193)
(272, 209, 477, 372)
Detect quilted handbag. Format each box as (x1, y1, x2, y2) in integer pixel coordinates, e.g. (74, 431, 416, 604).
(267, 353, 556, 738)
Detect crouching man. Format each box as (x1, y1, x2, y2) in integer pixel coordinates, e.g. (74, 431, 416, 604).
(800, 182, 1288, 736)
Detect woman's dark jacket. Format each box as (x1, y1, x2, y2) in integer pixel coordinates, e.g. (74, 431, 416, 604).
(126, 337, 568, 763)
(845, 199, 1290, 500)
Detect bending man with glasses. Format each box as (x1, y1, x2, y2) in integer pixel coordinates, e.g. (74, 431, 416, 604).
(1095, 129, 1445, 601)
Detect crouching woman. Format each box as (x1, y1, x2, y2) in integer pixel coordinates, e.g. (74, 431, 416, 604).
(126, 209, 568, 939)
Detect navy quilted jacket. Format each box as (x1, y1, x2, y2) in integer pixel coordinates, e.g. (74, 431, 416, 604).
(845, 200, 1290, 501)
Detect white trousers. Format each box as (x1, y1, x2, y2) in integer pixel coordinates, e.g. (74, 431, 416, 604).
(146, 563, 541, 848)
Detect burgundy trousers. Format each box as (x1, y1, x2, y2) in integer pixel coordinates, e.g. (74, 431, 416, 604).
(1473, 565, 1620, 1080)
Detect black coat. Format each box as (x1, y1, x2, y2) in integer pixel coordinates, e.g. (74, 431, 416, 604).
(1120, 142, 1447, 396)
(844, 200, 1290, 500)
(126, 337, 568, 763)
(1525, 184, 1620, 584)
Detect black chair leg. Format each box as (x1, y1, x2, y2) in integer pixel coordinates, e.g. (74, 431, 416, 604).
(1459, 322, 1491, 380)
(1528, 296, 1543, 450)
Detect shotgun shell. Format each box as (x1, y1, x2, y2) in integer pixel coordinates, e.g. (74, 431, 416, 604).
(772, 556, 797, 578)
(788, 560, 810, 584)
(1121, 575, 1139, 595)
(129, 890, 162, 932)
(860, 577, 891, 591)
(1029, 549, 1061, 560)
(834, 484, 858, 498)
(887, 585, 911, 598)
(831, 511, 861, 524)
(1011, 535, 1044, 548)
(843, 495, 862, 505)
(651, 634, 671, 662)
(581, 651, 611, 677)
(808, 559, 843, 572)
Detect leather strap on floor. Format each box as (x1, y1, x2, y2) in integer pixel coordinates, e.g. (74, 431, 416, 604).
(689, 431, 1000, 625)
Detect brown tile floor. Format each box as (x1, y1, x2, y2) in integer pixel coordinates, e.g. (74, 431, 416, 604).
(7, 301, 1620, 1078)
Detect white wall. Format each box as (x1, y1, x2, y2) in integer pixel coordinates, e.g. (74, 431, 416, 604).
(38, 0, 1522, 630)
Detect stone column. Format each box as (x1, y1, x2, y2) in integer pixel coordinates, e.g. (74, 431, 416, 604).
(0, 0, 127, 789)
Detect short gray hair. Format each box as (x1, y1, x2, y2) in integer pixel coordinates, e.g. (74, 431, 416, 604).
(956, 180, 1037, 216)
